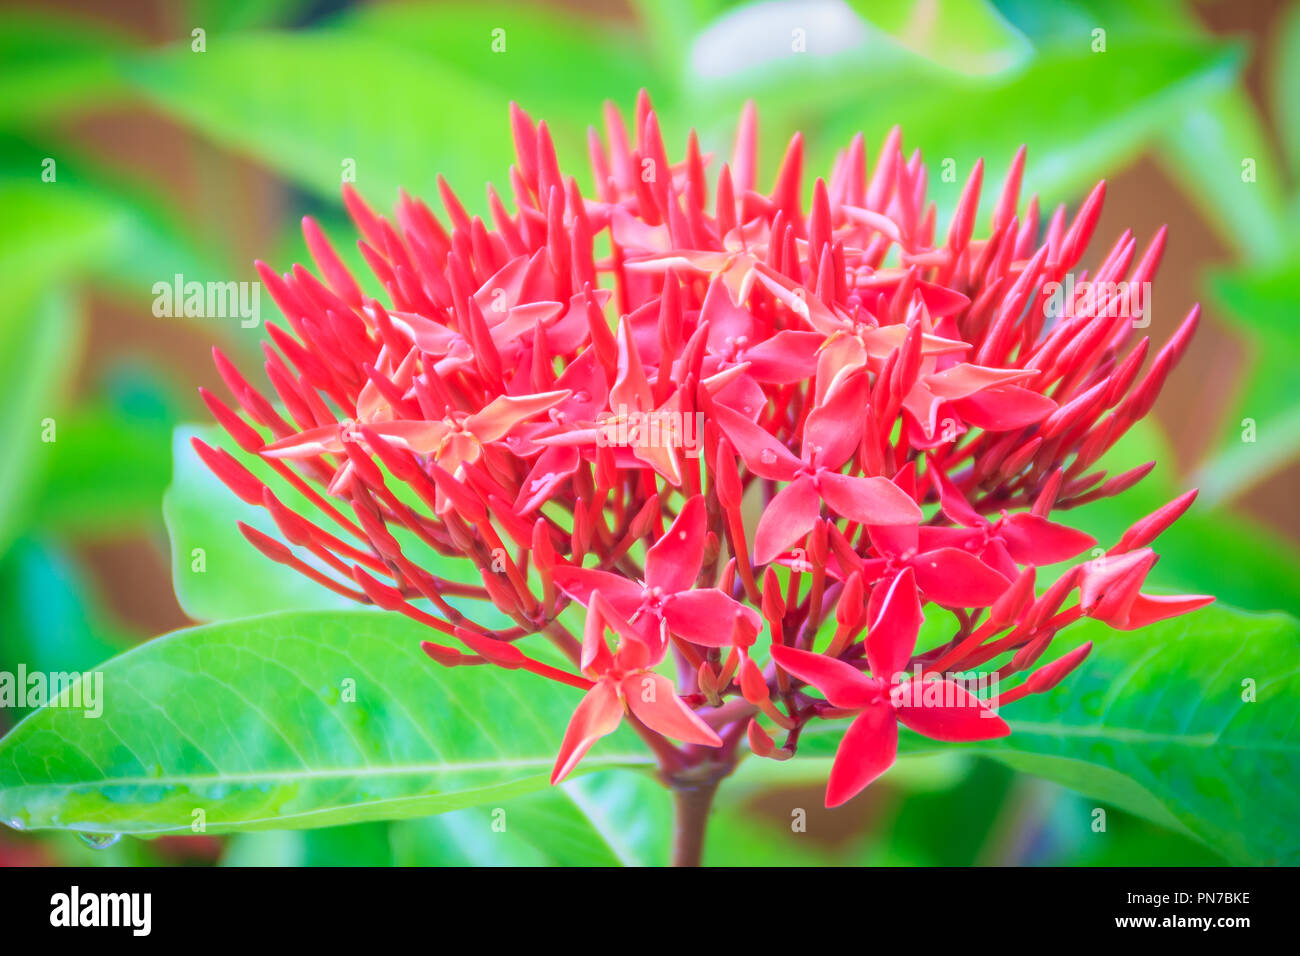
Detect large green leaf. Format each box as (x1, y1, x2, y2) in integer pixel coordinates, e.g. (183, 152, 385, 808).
(847, 0, 1032, 76)
(0, 13, 131, 128)
(0, 610, 651, 836)
(390, 769, 671, 866)
(798, 605, 1300, 865)
(125, 32, 517, 208)
(694, 23, 1239, 211)
(336, 2, 663, 114)
(821, 37, 1242, 209)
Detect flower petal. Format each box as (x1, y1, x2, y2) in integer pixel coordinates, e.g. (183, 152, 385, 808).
(753, 475, 821, 565)
(803, 370, 869, 470)
(741, 330, 823, 384)
(953, 386, 1055, 430)
(552, 565, 644, 618)
(662, 589, 762, 647)
(770, 644, 880, 709)
(1111, 592, 1214, 630)
(865, 567, 922, 680)
(621, 672, 722, 747)
(514, 444, 580, 514)
(551, 679, 624, 784)
(645, 495, 706, 593)
(818, 472, 923, 527)
(893, 679, 1010, 742)
(912, 547, 1011, 607)
(261, 423, 345, 458)
(997, 512, 1096, 565)
(368, 419, 451, 455)
(825, 701, 898, 808)
(710, 401, 802, 480)
(466, 389, 570, 443)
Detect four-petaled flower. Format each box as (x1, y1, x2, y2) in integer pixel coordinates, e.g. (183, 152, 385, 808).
(553, 592, 722, 783)
(772, 569, 1009, 807)
(712, 371, 923, 564)
(553, 495, 762, 655)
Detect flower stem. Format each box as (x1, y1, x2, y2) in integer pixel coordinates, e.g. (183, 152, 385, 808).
(670, 776, 721, 867)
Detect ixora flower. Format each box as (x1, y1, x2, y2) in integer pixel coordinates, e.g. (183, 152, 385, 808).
(199, 91, 1211, 823)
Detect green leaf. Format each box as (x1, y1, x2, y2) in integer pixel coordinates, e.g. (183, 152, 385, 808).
(704, 29, 1240, 211)
(799, 605, 1300, 865)
(337, 2, 664, 115)
(0, 289, 83, 554)
(1273, 1, 1300, 181)
(821, 37, 1242, 209)
(125, 31, 517, 208)
(31, 402, 175, 535)
(0, 540, 129, 731)
(1156, 89, 1288, 262)
(1211, 257, 1300, 346)
(0, 13, 131, 128)
(1194, 259, 1300, 504)
(0, 609, 651, 836)
(846, 0, 1033, 76)
(391, 769, 671, 866)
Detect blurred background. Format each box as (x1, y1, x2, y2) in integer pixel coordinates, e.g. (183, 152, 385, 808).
(0, 0, 1296, 866)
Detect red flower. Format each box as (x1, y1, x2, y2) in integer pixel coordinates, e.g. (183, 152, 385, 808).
(198, 92, 1212, 811)
(553, 593, 721, 783)
(712, 372, 922, 564)
(552, 495, 761, 654)
(771, 567, 1007, 806)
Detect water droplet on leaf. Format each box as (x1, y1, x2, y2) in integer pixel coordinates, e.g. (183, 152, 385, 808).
(78, 832, 122, 850)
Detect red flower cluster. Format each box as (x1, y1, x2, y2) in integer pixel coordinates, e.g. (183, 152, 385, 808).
(199, 94, 1212, 808)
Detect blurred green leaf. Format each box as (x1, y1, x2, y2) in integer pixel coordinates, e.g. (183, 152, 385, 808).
(125, 31, 518, 209)
(338, 2, 665, 114)
(0, 13, 131, 128)
(0, 138, 233, 299)
(0, 289, 83, 554)
(1212, 257, 1300, 345)
(1273, 1, 1300, 182)
(191, 0, 316, 33)
(822, 37, 1241, 208)
(1195, 259, 1300, 504)
(1157, 89, 1289, 262)
(0, 609, 651, 835)
(0, 539, 128, 730)
(31, 402, 175, 535)
(799, 605, 1300, 865)
(163, 425, 355, 620)
(1194, 352, 1300, 510)
(704, 28, 1240, 210)
(847, 0, 1032, 76)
